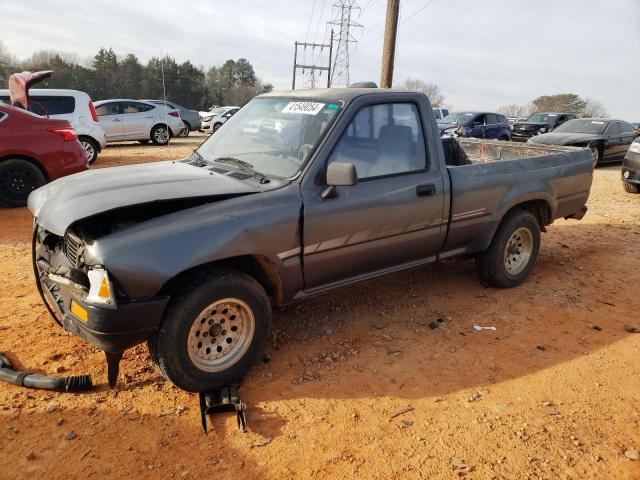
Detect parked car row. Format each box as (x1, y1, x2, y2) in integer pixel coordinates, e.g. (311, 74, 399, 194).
(438, 111, 512, 140)
(1, 82, 204, 164)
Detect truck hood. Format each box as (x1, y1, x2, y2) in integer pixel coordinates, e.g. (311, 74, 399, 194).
(529, 132, 602, 146)
(28, 160, 261, 235)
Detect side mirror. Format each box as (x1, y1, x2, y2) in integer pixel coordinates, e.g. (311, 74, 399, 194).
(327, 162, 357, 186)
(322, 162, 357, 200)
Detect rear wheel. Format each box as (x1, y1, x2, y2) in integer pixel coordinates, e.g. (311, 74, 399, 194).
(476, 210, 541, 287)
(148, 268, 271, 392)
(79, 136, 99, 164)
(0, 159, 46, 207)
(178, 122, 190, 137)
(151, 124, 170, 145)
(623, 181, 640, 194)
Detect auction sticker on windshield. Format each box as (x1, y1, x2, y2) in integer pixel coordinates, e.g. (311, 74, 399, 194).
(282, 102, 326, 115)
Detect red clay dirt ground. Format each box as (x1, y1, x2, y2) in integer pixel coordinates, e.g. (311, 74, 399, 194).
(0, 135, 639, 479)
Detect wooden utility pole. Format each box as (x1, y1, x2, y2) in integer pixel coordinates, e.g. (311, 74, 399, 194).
(380, 0, 399, 88)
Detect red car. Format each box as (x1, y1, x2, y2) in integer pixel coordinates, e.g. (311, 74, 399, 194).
(0, 72, 87, 207)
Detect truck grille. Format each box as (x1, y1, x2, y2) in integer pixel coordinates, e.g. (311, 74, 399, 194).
(63, 231, 82, 267)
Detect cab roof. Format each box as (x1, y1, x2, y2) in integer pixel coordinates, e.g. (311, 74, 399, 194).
(258, 87, 417, 104)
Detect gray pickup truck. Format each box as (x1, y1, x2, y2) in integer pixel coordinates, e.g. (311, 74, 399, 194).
(29, 88, 594, 391)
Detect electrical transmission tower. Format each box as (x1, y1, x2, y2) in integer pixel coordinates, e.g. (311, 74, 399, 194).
(328, 0, 362, 86)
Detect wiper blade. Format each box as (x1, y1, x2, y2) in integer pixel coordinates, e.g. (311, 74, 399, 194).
(186, 150, 207, 167)
(214, 157, 264, 178)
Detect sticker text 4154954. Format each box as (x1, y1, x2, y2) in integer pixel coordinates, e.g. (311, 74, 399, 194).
(282, 102, 326, 115)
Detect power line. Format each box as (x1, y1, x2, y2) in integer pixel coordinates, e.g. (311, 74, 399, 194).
(360, 0, 437, 49)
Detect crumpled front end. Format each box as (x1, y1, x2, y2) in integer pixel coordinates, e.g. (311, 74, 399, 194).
(32, 224, 168, 352)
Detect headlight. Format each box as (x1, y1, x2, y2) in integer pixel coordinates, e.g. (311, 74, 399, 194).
(623, 170, 630, 179)
(538, 127, 547, 133)
(629, 142, 640, 154)
(203, 116, 213, 122)
(85, 267, 116, 306)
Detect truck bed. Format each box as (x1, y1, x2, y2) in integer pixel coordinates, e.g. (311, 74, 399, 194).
(439, 137, 594, 259)
(442, 137, 591, 165)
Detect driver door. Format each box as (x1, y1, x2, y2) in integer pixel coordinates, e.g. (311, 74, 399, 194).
(301, 102, 446, 291)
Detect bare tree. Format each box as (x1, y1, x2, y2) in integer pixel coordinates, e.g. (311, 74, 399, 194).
(496, 103, 533, 118)
(581, 98, 608, 118)
(397, 78, 445, 107)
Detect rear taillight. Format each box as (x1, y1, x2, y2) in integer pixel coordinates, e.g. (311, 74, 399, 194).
(168, 111, 179, 117)
(47, 126, 77, 141)
(88, 101, 98, 122)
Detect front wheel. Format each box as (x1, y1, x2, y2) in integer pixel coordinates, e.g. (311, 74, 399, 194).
(149, 268, 271, 392)
(623, 181, 640, 194)
(476, 210, 541, 288)
(212, 122, 222, 132)
(590, 144, 602, 164)
(151, 124, 170, 145)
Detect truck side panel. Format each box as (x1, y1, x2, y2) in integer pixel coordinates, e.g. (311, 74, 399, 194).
(439, 149, 593, 258)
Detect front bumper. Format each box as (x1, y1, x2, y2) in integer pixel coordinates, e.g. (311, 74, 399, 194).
(622, 151, 640, 184)
(33, 225, 169, 352)
(511, 132, 536, 142)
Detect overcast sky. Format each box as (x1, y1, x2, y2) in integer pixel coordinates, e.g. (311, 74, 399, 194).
(1, 0, 638, 118)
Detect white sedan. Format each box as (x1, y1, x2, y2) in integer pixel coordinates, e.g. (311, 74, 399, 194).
(94, 99, 185, 145)
(201, 106, 240, 133)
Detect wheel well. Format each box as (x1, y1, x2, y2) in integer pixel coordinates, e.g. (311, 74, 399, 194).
(0, 155, 49, 181)
(160, 255, 284, 306)
(506, 199, 552, 230)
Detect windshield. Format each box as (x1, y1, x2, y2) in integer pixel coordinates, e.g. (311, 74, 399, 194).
(196, 98, 341, 178)
(553, 119, 607, 134)
(439, 112, 475, 125)
(527, 113, 559, 123)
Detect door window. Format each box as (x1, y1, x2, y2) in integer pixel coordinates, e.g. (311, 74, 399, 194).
(605, 122, 621, 135)
(473, 114, 486, 125)
(123, 101, 154, 114)
(620, 122, 635, 133)
(96, 102, 122, 116)
(486, 113, 498, 125)
(328, 103, 427, 179)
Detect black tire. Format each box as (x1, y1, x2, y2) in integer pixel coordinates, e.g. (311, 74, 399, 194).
(178, 121, 190, 137)
(476, 210, 541, 288)
(150, 124, 170, 145)
(148, 268, 271, 392)
(138, 140, 150, 145)
(78, 136, 99, 164)
(623, 181, 640, 194)
(0, 159, 46, 207)
(213, 122, 222, 132)
(590, 143, 602, 164)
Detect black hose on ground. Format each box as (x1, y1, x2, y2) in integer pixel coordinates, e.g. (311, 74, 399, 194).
(0, 353, 92, 393)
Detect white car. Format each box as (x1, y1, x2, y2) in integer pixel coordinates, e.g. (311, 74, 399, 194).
(201, 106, 240, 133)
(93, 99, 185, 145)
(0, 88, 107, 163)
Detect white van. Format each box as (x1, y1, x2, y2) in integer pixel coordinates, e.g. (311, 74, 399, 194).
(0, 88, 107, 164)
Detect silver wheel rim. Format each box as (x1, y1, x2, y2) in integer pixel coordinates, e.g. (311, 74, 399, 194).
(504, 227, 533, 275)
(178, 123, 189, 137)
(187, 298, 255, 372)
(81, 141, 94, 161)
(154, 127, 169, 143)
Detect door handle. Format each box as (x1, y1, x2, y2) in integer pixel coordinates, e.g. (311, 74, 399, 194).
(112, 118, 122, 122)
(416, 184, 436, 197)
